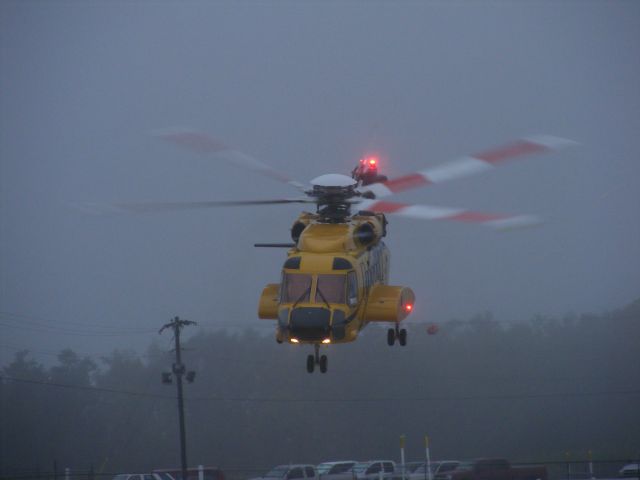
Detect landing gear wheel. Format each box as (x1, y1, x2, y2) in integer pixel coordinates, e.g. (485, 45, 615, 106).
(306, 354, 315, 373)
(319, 355, 328, 373)
(398, 328, 407, 346)
(387, 328, 396, 346)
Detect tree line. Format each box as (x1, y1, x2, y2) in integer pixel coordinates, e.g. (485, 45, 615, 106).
(1, 299, 639, 479)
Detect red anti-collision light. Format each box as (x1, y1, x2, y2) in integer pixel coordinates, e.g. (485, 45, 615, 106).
(368, 157, 378, 167)
(405, 304, 413, 312)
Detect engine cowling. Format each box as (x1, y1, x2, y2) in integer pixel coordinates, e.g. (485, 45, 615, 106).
(258, 283, 279, 319)
(363, 284, 415, 322)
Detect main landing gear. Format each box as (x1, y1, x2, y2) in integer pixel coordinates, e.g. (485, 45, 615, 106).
(306, 344, 328, 374)
(387, 325, 407, 346)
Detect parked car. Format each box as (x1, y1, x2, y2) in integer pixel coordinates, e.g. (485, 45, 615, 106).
(434, 459, 546, 480)
(430, 462, 460, 478)
(394, 461, 460, 480)
(406, 464, 426, 475)
(318, 461, 358, 480)
(154, 475, 176, 480)
(352, 461, 396, 480)
(251, 465, 318, 480)
(619, 464, 640, 478)
(153, 467, 225, 480)
(114, 475, 172, 480)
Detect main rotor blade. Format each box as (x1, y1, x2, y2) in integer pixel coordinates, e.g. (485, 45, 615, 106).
(153, 127, 309, 193)
(360, 135, 577, 199)
(77, 198, 314, 215)
(357, 200, 542, 230)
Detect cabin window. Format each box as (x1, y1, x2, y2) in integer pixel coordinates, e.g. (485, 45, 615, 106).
(347, 271, 358, 306)
(332, 257, 352, 270)
(281, 273, 312, 303)
(283, 256, 301, 269)
(315, 274, 346, 304)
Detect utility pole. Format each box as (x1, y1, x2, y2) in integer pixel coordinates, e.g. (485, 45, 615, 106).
(160, 316, 197, 480)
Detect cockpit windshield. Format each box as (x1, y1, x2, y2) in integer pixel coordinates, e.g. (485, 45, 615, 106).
(281, 273, 312, 303)
(316, 274, 346, 303)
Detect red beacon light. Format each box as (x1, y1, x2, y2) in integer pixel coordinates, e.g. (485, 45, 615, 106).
(353, 155, 386, 186)
(359, 157, 378, 168)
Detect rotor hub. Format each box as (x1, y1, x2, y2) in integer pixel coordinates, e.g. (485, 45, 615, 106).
(307, 174, 359, 222)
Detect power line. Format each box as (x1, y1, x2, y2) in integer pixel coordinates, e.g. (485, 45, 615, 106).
(0, 375, 175, 399)
(0, 311, 159, 335)
(0, 321, 156, 336)
(2, 375, 639, 403)
(0, 310, 153, 329)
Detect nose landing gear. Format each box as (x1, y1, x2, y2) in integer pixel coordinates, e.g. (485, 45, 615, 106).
(306, 344, 328, 373)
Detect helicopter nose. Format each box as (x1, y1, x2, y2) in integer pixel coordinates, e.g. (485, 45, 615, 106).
(288, 307, 331, 341)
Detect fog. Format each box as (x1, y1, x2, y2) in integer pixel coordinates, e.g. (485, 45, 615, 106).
(2, 1, 638, 364)
(3, 302, 640, 476)
(0, 2, 639, 471)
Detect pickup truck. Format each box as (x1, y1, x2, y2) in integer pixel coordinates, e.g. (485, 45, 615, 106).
(250, 465, 318, 480)
(433, 459, 547, 480)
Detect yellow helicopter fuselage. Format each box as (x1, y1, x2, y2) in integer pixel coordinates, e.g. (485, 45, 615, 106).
(258, 211, 415, 345)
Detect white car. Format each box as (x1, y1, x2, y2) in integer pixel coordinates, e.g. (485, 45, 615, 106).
(416, 461, 460, 480)
(252, 465, 318, 480)
(393, 461, 460, 480)
(620, 464, 640, 479)
(318, 461, 358, 480)
(352, 461, 396, 480)
(114, 475, 173, 480)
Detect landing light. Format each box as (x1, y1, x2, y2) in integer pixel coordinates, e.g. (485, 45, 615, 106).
(322, 338, 331, 344)
(290, 338, 300, 344)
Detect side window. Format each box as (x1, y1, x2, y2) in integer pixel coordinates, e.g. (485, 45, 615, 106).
(289, 468, 304, 480)
(367, 464, 381, 475)
(305, 467, 315, 478)
(333, 465, 353, 475)
(383, 463, 394, 473)
(347, 272, 358, 306)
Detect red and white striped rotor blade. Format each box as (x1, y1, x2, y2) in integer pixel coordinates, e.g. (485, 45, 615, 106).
(362, 135, 577, 199)
(153, 127, 308, 192)
(358, 200, 542, 230)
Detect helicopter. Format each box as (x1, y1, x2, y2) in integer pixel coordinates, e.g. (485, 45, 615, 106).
(111, 129, 575, 373)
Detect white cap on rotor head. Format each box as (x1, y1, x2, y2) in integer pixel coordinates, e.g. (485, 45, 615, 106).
(310, 174, 357, 188)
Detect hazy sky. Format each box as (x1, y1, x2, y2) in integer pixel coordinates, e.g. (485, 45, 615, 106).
(1, 0, 639, 366)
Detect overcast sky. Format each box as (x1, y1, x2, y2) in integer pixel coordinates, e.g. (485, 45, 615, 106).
(1, 0, 639, 366)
